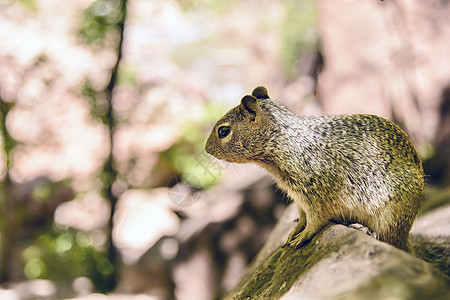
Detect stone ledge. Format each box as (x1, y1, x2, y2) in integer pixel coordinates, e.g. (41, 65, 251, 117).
(224, 204, 450, 300)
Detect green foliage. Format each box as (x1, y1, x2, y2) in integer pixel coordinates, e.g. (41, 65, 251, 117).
(158, 102, 229, 189)
(23, 228, 115, 292)
(81, 66, 136, 125)
(18, 0, 36, 10)
(79, 0, 124, 46)
(280, 0, 318, 79)
(32, 180, 58, 202)
(3, 0, 38, 11)
(81, 80, 111, 125)
(0, 101, 17, 168)
(116, 63, 138, 87)
(100, 158, 118, 201)
(176, 0, 238, 12)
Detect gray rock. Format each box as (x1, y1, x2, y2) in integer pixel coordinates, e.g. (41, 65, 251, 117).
(224, 204, 450, 300)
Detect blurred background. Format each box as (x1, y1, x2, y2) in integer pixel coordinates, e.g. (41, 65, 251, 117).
(0, 0, 449, 299)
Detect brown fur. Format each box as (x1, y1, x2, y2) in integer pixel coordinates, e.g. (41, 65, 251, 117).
(205, 86, 424, 251)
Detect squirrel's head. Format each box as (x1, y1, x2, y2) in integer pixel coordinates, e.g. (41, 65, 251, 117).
(205, 86, 276, 163)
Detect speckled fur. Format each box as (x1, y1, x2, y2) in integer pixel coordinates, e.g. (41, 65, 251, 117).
(205, 87, 424, 251)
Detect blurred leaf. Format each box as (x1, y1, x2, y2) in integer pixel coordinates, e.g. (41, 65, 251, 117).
(81, 80, 110, 124)
(78, 0, 124, 46)
(6, 0, 38, 11)
(177, 0, 238, 12)
(0, 101, 17, 167)
(117, 64, 138, 87)
(32, 181, 54, 202)
(24, 258, 46, 279)
(158, 102, 229, 189)
(23, 228, 116, 292)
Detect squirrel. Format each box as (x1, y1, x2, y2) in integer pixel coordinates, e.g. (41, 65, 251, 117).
(205, 86, 424, 251)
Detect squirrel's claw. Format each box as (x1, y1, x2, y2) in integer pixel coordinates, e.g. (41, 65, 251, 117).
(283, 222, 306, 248)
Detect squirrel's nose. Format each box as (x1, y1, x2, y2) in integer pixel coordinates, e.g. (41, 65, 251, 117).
(205, 137, 213, 155)
(205, 144, 211, 155)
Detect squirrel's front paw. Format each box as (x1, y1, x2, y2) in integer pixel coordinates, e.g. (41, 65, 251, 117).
(285, 224, 324, 248)
(283, 222, 305, 248)
(288, 231, 313, 249)
(282, 233, 297, 248)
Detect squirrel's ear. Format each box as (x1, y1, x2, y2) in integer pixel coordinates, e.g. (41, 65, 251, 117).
(240, 95, 261, 121)
(251, 86, 270, 100)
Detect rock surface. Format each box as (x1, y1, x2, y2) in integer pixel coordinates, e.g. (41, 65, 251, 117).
(224, 204, 450, 300)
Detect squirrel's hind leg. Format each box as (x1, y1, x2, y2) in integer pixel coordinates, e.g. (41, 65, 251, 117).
(377, 222, 410, 251)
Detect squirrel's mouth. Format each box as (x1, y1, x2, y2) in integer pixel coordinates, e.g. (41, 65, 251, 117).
(206, 148, 228, 162)
(204, 145, 220, 159)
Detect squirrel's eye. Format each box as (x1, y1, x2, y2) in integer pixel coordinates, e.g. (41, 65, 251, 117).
(218, 126, 231, 139)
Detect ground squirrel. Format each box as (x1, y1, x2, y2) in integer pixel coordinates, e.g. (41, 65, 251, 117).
(205, 86, 424, 251)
